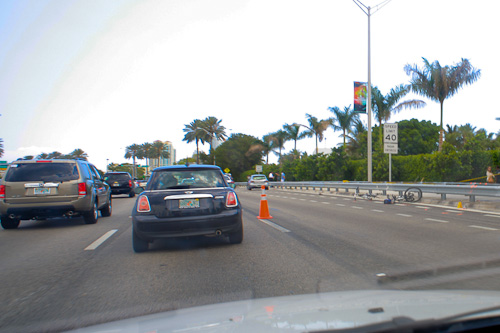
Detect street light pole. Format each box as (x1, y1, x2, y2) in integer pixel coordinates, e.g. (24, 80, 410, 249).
(353, 0, 391, 182)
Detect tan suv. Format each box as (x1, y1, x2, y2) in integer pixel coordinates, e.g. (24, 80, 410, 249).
(0, 159, 112, 229)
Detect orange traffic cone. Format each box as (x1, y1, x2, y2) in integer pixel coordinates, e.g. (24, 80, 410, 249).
(257, 185, 273, 219)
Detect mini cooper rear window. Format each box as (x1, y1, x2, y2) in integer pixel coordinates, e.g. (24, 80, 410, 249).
(149, 169, 226, 190)
(5, 163, 79, 182)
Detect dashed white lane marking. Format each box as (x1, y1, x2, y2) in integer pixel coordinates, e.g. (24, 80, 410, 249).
(352, 206, 363, 209)
(310, 200, 318, 203)
(259, 219, 291, 233)
(371, 209, 384, 213)
(425, 218, 448, 223)
(85, 229, 118, 251)
(321, 202, 330, 205)
(469, 225, 499, 231)
(397, 214, 412, 218)
(336, 204, 346, 207)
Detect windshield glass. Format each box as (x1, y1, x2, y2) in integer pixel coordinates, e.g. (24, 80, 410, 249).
(4, 163, 79, 182)
(148, 169, 226, 189)
(104, 173, 130, 181)
(2, 1, 500, 332)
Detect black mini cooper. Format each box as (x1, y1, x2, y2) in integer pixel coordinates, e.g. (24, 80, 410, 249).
(131, 164, 243, 252)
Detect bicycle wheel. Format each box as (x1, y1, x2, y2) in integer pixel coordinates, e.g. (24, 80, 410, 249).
(404, 187, 422, 202)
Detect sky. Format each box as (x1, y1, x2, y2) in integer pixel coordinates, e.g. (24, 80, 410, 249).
(1, 0, 498, 170)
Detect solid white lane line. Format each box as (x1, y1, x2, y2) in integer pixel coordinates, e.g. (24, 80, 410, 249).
(416, 206, 430, 209)
(85, 229, 118, 251)
(397, 214, 412, 218)
(259, 219, 291, 233)
(371, 209, 384, 213)
(484, 214, 500, 218)
(425, 218, 448, 223)
(469, 225, 499, 231)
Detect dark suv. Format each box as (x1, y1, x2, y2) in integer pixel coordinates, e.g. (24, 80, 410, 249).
(104, 172, 136, 197)
(0, 159, 112, 229)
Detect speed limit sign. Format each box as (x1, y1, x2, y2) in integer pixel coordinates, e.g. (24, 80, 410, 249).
(384, 123, 398, 143)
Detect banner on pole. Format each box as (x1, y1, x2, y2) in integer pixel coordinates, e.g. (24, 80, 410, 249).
(354, 81, 367, 113)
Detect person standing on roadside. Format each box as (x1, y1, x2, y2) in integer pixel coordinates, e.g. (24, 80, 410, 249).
(268, 172, 274, 182)
(281, 171, 285, 182)
(496, 166, 500, 184)
(486, 166, 496, 184)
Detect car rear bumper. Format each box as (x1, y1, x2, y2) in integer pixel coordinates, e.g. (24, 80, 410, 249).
(110, 187, 133, 194)
(0, 197, 92, 219)
(132, 209, 242, 240)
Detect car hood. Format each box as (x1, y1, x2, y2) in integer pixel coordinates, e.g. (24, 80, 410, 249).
(70, 290, 500, 332)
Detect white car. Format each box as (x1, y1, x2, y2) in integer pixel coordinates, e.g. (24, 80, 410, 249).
(247, 174, 269, 190)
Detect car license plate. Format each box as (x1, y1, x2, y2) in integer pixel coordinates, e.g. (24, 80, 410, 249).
(113, 182, 120, 187)
(34, 188, 50, 195)
(179, 198, 199, 209)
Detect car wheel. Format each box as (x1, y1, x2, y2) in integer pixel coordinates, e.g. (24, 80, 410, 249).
(83, 200, 98, 224)
(228, 226, 243, 244)
(129, 190, 135, 198)
(100, 196, 112, 217)
(132, 229, 149, 253)
(1, 216, 20, 230)
(247, 186, 251, 190)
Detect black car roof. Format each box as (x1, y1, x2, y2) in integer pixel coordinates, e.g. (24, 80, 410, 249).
(152, 164, 222, 172)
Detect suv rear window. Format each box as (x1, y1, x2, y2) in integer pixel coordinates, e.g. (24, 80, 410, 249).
(148, 169, 225, 190)
(252, 175, 267, 180)
(5, 163, 79, 182)
(105, 173, 131, 181)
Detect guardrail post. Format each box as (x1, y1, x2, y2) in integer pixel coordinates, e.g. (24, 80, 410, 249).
(441, 194, 446, 200)
(399, 191, 404, 196)
(469, 195, 476, 202)
(345, 188, 349, 193)
(382, 190, 386, 195)
(336, 188, 339, 193)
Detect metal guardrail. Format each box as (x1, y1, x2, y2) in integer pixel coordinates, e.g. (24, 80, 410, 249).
(234, 181, 500, 202)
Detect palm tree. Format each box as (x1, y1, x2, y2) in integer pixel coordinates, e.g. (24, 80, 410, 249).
(298, 114, 330, 155)
(0, 139, 3, 158)
(283, 124, 302, 151)
(404, 57, 481, 151)
(346, 118, 367, 157)
(69, 148, 88, 160)
(328, 105, 359, 151)
(149, 140, 170, 168)
(371, 85, 426, 146)
(201, 116, 227, 164)
(262, 134, 277, 164)
(141, 142, 153, 173)
(125, 144, 142, 178)
(271, 130, 289, 163)
(37, 152, 49, 159)
(47, 151, 62, 159)
(183, 119, 207, 164)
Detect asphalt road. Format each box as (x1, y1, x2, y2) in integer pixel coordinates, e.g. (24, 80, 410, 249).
(2, 188, 500, 332)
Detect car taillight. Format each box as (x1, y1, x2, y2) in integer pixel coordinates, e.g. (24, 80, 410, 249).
(78, 183, 87, 196)
(0, 185, 5, 199)
(129, 180, 133, 187)
(137, 195, 151, 212)
(226, 192, 238, 207)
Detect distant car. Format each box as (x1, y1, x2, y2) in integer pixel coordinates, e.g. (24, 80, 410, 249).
(0, 159, 112, 229)
(104, 172, 136, 197)
(224, 174, 235, 188)
(247, 174, 269, 190)
(131, 164, 243, 252)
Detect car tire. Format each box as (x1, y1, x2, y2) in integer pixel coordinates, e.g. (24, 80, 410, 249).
(129, 190, 135, 198)
(132, 229, 149, 253)
(247, 186, 251, 190)
(83, 200, 98, 224)
(228, 225, 243, 244)
(1, 216, 20, 230)
(100, 196, 112, 217)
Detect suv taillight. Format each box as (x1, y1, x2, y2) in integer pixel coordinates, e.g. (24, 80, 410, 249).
(129, 180, 133, 187)
(137, 195, 151, 212)
(0, 185, 5, 199)
(78, 183, 87, 196)
(226, 192, 238, 207)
